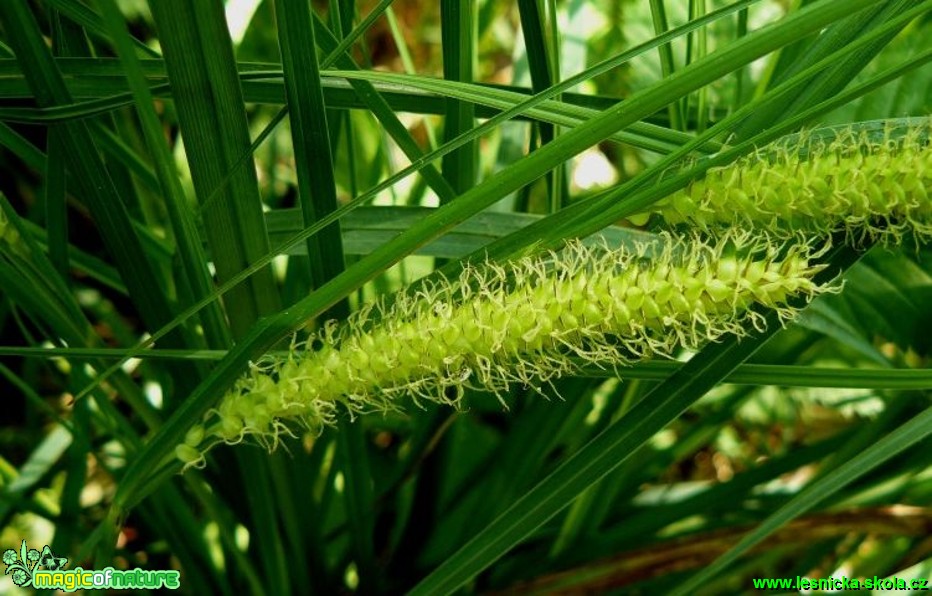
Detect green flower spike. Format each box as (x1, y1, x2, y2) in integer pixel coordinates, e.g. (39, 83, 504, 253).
(650, 120, 931, 244)
(178, 231, 835, 465)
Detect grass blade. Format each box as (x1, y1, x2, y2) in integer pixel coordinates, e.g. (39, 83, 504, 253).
(149, 0, 280, 338)
(274, 0, 346, 299)
(671, 404, 932, 594)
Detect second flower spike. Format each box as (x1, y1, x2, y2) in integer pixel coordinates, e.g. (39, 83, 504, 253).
(648, 120, 931, 245)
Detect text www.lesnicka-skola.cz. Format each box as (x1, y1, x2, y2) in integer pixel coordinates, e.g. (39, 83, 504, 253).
(752, 575, 929, 591)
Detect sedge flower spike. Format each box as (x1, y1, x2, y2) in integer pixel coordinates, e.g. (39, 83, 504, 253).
(649, 121, 931, 244)
(177, 232, 834, 465)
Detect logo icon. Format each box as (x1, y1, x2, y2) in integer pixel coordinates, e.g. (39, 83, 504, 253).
(4, 539, 180, 590)
(3, 540, 68, 588)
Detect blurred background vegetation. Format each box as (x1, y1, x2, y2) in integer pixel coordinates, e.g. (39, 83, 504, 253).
(0, 0, 930, 594)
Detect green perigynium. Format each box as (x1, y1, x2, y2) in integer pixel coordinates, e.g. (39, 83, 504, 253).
(0, 205, 17, 248)
(649, 121, 931, 244)
(177, 232, 834, 464)
(0, 200, 28, 259)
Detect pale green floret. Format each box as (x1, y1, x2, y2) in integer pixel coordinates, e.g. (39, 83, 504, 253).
(183, 232, 833, 460)
(0, 204, 30, 260)
(174, 425, 208, 468)
(650, 122, 932, 244)
(0, 207, 18, 247)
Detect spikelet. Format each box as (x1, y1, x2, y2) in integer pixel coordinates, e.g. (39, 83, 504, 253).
(649, 120, 931, 245)
(177, 231, 835, 464)
(0, 204, 21, 250)
(0, 200, 29, 261)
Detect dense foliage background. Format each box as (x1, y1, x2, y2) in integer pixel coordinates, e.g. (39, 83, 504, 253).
(0, 0, 930, 593)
